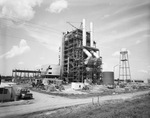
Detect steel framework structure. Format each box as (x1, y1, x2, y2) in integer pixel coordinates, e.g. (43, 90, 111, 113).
(61, 28, 102, 83)
(119, 51, 131, 82)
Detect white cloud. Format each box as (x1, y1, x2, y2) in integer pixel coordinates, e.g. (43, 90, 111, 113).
(0, 39, 30, 58)
(47, 0, 68, 13)
(0, 0, 43, 21)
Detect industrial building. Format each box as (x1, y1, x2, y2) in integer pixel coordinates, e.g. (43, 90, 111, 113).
(60, 19, 102, 84)
(11, 19, 105, 85)
(12, 69, 41, 79)
(40, 64, 60, 78)
(0, 83, 14, 102)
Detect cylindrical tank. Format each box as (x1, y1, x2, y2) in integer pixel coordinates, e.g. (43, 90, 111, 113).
(102, 71, 114, 85)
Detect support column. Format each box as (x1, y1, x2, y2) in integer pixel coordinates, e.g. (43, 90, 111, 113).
(82, 19, 86, 46)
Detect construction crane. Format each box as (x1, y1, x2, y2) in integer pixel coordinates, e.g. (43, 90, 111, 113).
(66, 22, 82, 30)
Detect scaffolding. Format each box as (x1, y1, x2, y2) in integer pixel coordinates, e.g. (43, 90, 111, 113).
(62, 29, 85, 82)
(61, 21, 102, 83)
(12, 69, 41, 82)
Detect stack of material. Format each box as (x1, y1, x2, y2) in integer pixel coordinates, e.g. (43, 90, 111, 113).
(55, 84, 65, 91)
(45, 84, 65, 92)
(46, 84, 56, 92)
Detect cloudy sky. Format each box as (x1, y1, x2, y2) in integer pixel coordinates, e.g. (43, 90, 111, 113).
(0, 0, 150, 80)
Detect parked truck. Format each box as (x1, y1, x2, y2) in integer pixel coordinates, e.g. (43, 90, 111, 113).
(13, 86, 33, 100)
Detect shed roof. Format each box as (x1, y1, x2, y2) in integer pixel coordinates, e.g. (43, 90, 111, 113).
(0, 83, 11, 88)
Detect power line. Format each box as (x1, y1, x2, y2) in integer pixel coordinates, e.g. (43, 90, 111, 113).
(0, 16, 63, 33)
(0, 22, 62, 50)
(0, 20, 61, 35)
(0, 18, 63, 42)
(0, 22, 60, 38)
(0, 32, 38, 44)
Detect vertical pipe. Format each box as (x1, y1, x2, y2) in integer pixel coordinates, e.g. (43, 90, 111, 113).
(67, 57, 69, 73)
(90, 22, 93, 47)
(20, 72, 22, 79)
(127, 52, 132, 81)
(58, 47, 61, 65)
(119, 51, 121, 83)
(98, 96, 100, 105)
(82, 19, 86, 46)
(12, 70, 13, 82)
(28, 72, 29, 80)
(92, 97, 94, 105)
(15, 71, 17, 82)
(60, 33, 65, 80)
(124, 54, 128, 82)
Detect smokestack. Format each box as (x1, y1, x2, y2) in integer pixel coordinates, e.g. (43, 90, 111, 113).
(60, 33, 65, 79)
(90, 22, 93, 47)
(82, 19, 86, 46)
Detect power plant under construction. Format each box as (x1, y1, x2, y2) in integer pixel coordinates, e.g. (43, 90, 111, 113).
(11, 19, 103, 84)
(11, 19, 139, 85)
(1, 2, 150, 117)
(2, 19, 149, 105)
(60, 19, 102, 83)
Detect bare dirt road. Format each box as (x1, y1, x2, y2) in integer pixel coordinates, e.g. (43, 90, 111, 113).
(0, 90, 149, 118)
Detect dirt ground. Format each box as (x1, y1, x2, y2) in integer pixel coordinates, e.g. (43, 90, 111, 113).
(30, 83, 150, 99)
(0, 90, 149, 118)
(18, 93, 150, 118)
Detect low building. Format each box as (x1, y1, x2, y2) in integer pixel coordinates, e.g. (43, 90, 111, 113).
(0, 83, 14, 102)
(0, 82, 33, 102)
(71, 82, 85, 90)
(40, 64, 60, 78)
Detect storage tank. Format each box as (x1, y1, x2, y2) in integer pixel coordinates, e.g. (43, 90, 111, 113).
(102, 71, 114, 85)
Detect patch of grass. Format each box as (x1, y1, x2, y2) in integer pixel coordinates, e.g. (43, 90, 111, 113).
(26, 93, 150, 118)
